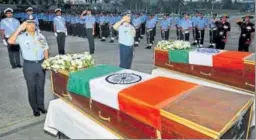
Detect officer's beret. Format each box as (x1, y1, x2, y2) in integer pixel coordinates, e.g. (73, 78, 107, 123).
(26, 7, 33, 12)
(242, 15, 254, 19)
(4, 8, 13, 13)
(55, 8, 61, 13)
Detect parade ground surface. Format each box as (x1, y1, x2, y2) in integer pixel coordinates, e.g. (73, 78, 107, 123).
(0, 17, 255, 139)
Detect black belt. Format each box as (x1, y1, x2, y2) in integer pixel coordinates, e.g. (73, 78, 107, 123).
(24, 59, 44, 64)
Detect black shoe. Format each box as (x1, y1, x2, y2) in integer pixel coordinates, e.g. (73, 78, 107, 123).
(109, 40, 114, 43)
(12, 66, 17, 69)
(191, 42, 197, 45)
(17, 65, 22, 68)
(145, 46, 151, 49)
(134, 44, 139, 47)
(38, 108, 47, 114)
(33, 111, 40, 117)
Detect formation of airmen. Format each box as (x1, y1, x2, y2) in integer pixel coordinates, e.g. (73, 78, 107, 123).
(1, 8, 255, 62)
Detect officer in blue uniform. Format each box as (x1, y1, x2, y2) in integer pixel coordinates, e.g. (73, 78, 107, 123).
(195, 12, 207, 47)
(145, 14, 155, 49)
(132, 13, 142, 47)
(180, 12, 192, 41)
(113, 11, 135, 69)
(109, 13, 117, 43)
(53, 8, 67, 55)
(100, 12, 108, 41)
(0, 8, 22, 69)
(160, 14, 170, 40)
(140, 13, 147, 39)
(208, 13, 218, 48)
(192, 11, 200, 45)
(80, 9, 96, 54)
(70, 14, 76, 36)
(175, 14, 182, 40)
(8, 16, 49, 117)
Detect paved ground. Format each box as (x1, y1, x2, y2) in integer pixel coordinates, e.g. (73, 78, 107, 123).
(0, 17, 255, 139)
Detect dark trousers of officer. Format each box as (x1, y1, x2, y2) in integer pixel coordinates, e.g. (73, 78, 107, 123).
(176, 28, 180, 40)
(67, 22, 72, 35)
(86, 28, 95, 54)
(153, 26, 156, 41)
(215, 36, 226, 50)
(209, 29, 217, 45)
(196, 29, 205, 45)
(192, 28, 197, 42)
(78, 23, 84, 37)
(161, 30, 169, 40)
(179, 32, 190, 41)
(56, 32, 66, 54)
(147, 29, 154, 46)
(95, 23, 100, 38)
(6, 38, 21, 67)
(23, 60, 45, 112)
(109, 26, 115, 40)
(238, 37, 250, 52)
(119, 44, 133, 69)
(101, 24, 109, 40)
(141, 22, 146, 36)
(135, 28, 141, 43)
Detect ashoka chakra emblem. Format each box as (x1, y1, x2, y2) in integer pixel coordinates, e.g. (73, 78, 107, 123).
(106, 73, 142, 84)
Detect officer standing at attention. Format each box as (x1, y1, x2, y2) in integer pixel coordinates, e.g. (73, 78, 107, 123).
(192, 12, 200, 45)
(8, 16, 49, 117)
(53, 8, 67, 55)
(145, 14, 155, 49)
(0, 8, 22, 69)
(113, 11, 135, 69)
(160, 14, 171, 40)
(175, 14, 182, 40)
(236, 15, 255, 52)
(180, 12, 192, 41)
(208, 14, 218, 48)
(215, 14, 231, 50)
(132, 13, 142, 47)
(80, 9, 96, 54)
(109, 13, 116, 43)
(195, 13, 207, 47)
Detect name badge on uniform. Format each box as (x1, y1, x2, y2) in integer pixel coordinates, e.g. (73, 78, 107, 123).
(246, 26, 252, 30)
(219, 31, 224, 36)
(36, 35, 47, 49)
(224, 25, 228, 29)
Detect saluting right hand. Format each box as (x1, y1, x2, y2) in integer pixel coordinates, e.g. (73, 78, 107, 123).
(122, 16, 130, 23)
(18, 22, 27, 32)
(82, 10, 87, 15)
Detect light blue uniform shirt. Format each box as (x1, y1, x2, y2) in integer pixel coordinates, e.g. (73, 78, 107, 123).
(0, 18, 20, 38)
(109, 16, 116, 25)
(160, 19, 170, 31)
(132, 17, 141, 29)
(196, 18, 207, 30)
(53, 16, 67, 31)
(99, 16, 106, 25)
(192, 16, 200, 27)
(15, 32, 49, 61)
(146, 19, 155, 29)
(175, 18, 182, 28)
(82, 15, 96, 28)
(117, 23, 135, 46)
(180, 18, 192, 30)
(208, 18, 217, 29)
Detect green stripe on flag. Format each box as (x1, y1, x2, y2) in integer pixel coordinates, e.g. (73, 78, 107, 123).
(169, 48, 195, 64)
(67, 65, 123, 98)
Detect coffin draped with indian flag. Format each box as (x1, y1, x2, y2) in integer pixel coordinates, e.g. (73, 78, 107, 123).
(51, 64, 254, 139)
(154, 42, 255, 93)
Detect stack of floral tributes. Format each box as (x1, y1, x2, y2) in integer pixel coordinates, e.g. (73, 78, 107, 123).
(43, 53, 254, 139)
(154, 40, 255, 92)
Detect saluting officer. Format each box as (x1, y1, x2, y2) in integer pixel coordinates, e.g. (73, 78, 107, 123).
(8, 16, 49, 117)
(236, 15, 255, 52)
(113, 11, 135, 69)
(180, 12, 192, 41)
(215, 15, 231, 50)
(208, 14, 218, 48)
(0, 8, 22, 69)
(195, 13, 207, 47)
(160, 14, 171, 40)
(53, 8, 67, 55)
(145, 14, 155, 49)
(132, 13, 142, 47)
(80, 9, 96, 54)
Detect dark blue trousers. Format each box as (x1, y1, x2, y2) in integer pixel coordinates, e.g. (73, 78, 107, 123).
(119, 44, 133, 69)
